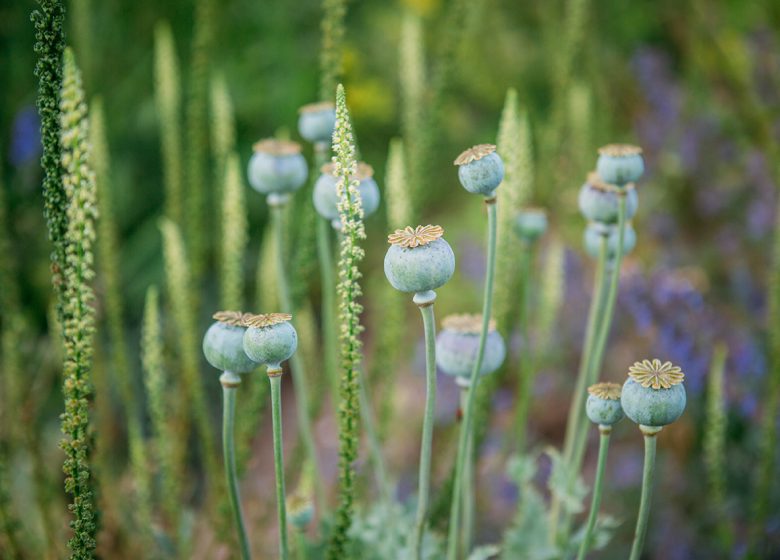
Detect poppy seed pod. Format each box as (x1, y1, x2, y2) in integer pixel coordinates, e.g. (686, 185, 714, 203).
(203, 311, 259, 374)
(247, 139, 308, 197)
(384, 225, 455, 294)
(621, 359, 687, 427)
(435, 314, 506, 381)
(596, 144, 644, 187)
(584, 221, 637, 260)
(454, 144, 505, 197)
(586, 382, 624, 426)
(578, 172, 639, 224)
(287, 494, 314, 529)
(312, 162, 380, 222)
(298, 101, 336, 145)
(513, 207, 548, 243)
(242, 313, 298, 370)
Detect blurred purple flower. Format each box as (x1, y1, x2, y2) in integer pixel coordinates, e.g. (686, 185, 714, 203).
(9, 106, 41, 167)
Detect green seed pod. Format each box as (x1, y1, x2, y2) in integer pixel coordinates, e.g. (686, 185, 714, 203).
(621, 359, 687, 427)
(454, 144, 505, 197)
(384, 225, 455, 294)
(312, 162, 380, 222)
(435, 314, 506, 382)
(584, 221, 636, 260)
(287, 493, 314, 529)
(513, 207, 548, 243)
(298, 101, 336, 145)
(202, 311, 259, 373)
(578, 172, 639, 224)
(586, 382, 624, 426)
(596, 144, 644, 187)
(242, 313, 298, 370)
(247, 139, 308, 197)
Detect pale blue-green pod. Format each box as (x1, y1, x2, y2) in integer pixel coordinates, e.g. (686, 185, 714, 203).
(287, 495, 314, 529)
(242, 313, 298, 370)
(513, 208, 548, 243)
(621, 359, 687, 427)
(578, 172, 639, 224)
(202, 312, 259, 373)
(584, 221, 636, 260)
(247, 139, 308, 196)
(596, 144, 644, 187)
(298, 101, 336, 145)
(585, 382, 624, 426)
(384, 225, 455, 295)
(312, 162, 380, 222)
(435, 314, 506, 382)
(454, 144, 504, 197)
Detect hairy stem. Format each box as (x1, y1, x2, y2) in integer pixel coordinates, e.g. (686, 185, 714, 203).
(576, 427, 611, 560)
(270, 373, 290, 560)
(629, 428, 659, 560)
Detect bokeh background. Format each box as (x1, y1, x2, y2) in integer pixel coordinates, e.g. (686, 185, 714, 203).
(1, 0, 780, 558)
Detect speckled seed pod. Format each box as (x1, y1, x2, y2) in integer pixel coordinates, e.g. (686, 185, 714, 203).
(596, 144, 644, 187)
(578, 172, 639, 224)
(621, 359, 687, 427)
(202, 311, 259, 373)
(298, 101, 336, 144)
(513, 208, 548, 243)
(584, 221, 637, 260)
(247, 139, 308, 196)
(454, 144, 505, 197)
(242, 313, 298, 370)
(586, 382, 624, 426)
(435, 314, 506, 381)
(384, 225, 455, 294)
(312, 162, 380, 222)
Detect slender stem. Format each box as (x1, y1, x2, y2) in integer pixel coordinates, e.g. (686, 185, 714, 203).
(576, 427, 611, 560)
(317, 216, 339, 400)
(294, 529, 308, 560)
(271, 203, 323, 509)
(269, 373, 290, 560)
(411, 296, 438, 559)
(514, 241, 535, 451)
(629, 428, 659, 560)
(221, 372, 251, 560)
(447, 198, 498, 560)
(460, 387, 475, 556)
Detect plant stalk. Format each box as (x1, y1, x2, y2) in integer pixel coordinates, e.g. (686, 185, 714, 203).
(576, 426, 611, 560)
(460, 385, 475, 556)
(317, 216, 339, 400)
(513, 241, 535, 450)
(221, 372, 251, 560)
(447, 197, 498, 560)
(629, 426, 660, 560)
(269, 371, 290, 560)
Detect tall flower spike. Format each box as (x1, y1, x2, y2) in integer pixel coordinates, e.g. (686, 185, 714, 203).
(326, 84, 366, 560)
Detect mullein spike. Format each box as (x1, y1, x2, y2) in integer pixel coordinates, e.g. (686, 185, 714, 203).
(219, 152, 248, 311)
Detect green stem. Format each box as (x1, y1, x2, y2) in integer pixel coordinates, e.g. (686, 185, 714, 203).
(221, 372, 251, 560)
(269, 373, 290, 560)
(317, 216, 339, 400)
(294, 529, 308, 560)
(271, 202, 323, 509)
(411, 294, 438, 558)
(576, 427, 611, 560)
(447, 198, 498, 560)
(514, 241, 535, 451)
(460, 386, 475, 556)
(629, 428, 659, 560)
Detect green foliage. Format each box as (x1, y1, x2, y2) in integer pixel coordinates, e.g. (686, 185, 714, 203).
(219, 152, 248, 311)
(319, 0, 347, 101)
(58, 47, 99, 558)
(348, 501, 443, 559)
(327, 84, 366, 559)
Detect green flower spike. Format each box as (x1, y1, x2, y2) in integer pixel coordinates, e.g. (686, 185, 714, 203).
(622, 360, 686, 560)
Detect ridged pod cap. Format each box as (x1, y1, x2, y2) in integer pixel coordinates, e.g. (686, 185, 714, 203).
(621, 359, 687, 427)
(578, 172, 639, 224)
(513, 208, 548, 243)
(202, 312, 259, 373)
(584, 222, 636, 260)
(435, 314, 506, 381)
(242, 313, 298, 370)
(455, 144, 505, 197)
(247, 139, 308, 196)
(312, 162, 380, 222)
(586, 382, 624, 426)
(384, 225, 455, 294)
(298, 101, 336, 144)
(596, 144, 644, 187)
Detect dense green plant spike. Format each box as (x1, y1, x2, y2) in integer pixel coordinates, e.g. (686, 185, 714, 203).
(32, 0, 67, 311)
(566, 82, 592, 177)
(219, 152, 248, 311)
(319, 0, 347, 101)
(69, 0, 92, 92)
(704, 343, 731, 546)
(154, 22, 185, 228)
(399, 10, 425, 220)
(160, 218, 219, 492)
(140, 286, 181, 531)
(58, 47, 99, 558)
(326, 84, 366, 559)
(185, 0, 215, 280)
(537, 240, 565, 343)
(209, 73, 236, 178)
(256, 230, 279, 311)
